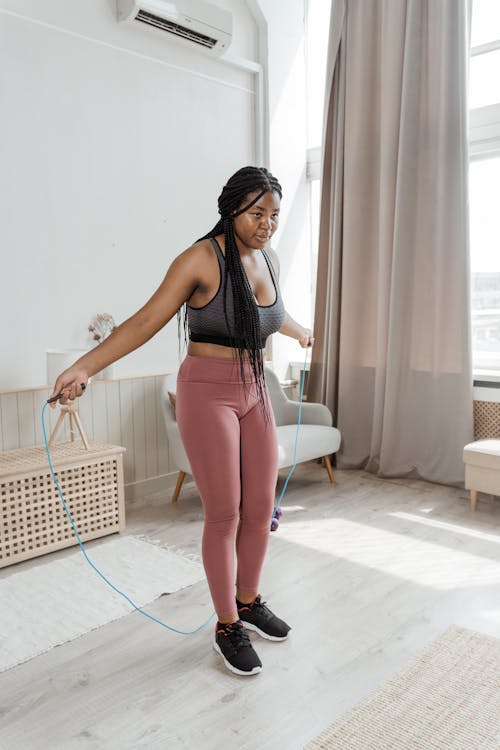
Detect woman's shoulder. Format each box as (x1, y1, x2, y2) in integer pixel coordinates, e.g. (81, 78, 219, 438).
(264, 245, 280, 280)
(176, 238, 217, 265)
(169, 239, 221, 286)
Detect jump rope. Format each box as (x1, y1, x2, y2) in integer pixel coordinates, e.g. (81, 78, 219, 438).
(42, 348, 310, 636)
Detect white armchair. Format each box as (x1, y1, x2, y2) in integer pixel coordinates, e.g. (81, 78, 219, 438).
(160, 366, 341, 503)
(264, 366, 341, 481)
(160, 371, 192, 503)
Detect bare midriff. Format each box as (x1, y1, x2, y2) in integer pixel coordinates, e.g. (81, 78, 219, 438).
(187, 341, 266, 360)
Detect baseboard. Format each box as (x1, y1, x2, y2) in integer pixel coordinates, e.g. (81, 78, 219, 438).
(125, 472, 194, 502)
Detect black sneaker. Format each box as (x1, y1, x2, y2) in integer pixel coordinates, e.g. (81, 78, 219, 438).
(213, 620, 262, 676)
(236, 595, 291, 641)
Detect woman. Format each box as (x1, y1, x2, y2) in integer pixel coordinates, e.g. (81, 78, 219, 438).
(49, 166, 313, 677)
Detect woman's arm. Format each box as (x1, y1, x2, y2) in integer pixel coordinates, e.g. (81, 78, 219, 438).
(49, 244, 204, 405)
(267, 247, 314, 349)
(279, 312, 313, 348)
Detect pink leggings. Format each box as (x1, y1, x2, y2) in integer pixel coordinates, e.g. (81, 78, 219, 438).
(175, 355, 278, 621)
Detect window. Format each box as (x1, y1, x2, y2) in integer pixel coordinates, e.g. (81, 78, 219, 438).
(306, 0, 500, 377)
(305, 0, 330, 322)
(470, 0, 500, 375)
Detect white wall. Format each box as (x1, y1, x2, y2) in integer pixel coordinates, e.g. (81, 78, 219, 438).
(0, 0, 258, 389)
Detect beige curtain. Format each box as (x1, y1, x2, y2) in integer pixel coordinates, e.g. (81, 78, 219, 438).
(308, 0, 474, 486)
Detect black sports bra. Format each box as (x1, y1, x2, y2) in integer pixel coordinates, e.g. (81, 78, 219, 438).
(187, 238, 286, 348)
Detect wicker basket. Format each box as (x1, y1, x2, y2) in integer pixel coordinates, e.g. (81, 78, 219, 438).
(474, 400, 500, 440)
(0, 440, 126, 568)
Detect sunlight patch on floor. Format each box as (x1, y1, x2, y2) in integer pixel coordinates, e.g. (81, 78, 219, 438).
(279, 517, 500, 589)
(389, 511, 500, 544)
(482, 607, 500, 625)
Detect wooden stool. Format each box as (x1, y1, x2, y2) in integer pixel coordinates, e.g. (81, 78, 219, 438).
(49, 404, 89, 449)
(463, 439, 500, 511)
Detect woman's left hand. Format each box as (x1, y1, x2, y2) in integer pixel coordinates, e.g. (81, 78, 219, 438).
(298, 329, 314, 348)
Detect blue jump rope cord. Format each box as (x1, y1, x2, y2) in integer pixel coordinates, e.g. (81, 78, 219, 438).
(271, 352, 308, 520)
(42, 350, 309, 636)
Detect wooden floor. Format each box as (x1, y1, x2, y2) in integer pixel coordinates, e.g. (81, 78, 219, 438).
(1, 466, 499, 750)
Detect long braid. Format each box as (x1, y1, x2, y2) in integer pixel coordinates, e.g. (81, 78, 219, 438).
(177, 166, 282, 422)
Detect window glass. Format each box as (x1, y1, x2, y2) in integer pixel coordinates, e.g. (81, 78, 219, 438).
(469, 50, 500, 108)
(471, 0, 500, 47)
(470, 156, 500, 370)
(310, 179, 320, 319)
(306, 0, 331, 148)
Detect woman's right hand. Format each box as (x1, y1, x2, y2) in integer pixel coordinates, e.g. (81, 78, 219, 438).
(49, 366, 90, 408)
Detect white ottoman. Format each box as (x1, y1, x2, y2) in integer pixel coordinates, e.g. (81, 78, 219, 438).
(463, 439, 500, 511)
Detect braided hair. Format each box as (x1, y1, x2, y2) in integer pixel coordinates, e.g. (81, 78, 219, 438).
(177, 166, 282, 422)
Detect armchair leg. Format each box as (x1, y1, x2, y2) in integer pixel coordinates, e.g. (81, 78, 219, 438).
(172, 471, 186, 503)
(324, 455, 336, 484)
(470, 489, 478, 512)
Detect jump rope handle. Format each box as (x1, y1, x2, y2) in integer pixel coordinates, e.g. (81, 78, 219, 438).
(47, 383, 87, 404)
(270, 507, 283, 532)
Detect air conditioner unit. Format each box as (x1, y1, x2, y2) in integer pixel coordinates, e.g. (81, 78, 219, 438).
(117, 0, 232, 56)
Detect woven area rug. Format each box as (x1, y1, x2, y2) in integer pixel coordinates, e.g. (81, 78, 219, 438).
(306, 626, 500, 750)
(0, 535, 205, 673)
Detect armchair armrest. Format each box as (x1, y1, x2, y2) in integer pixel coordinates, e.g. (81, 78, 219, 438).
(264, 365, 334, 427)
(277, 399, 333, 427)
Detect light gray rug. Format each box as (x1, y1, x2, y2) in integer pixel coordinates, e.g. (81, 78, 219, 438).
(305, 625, 500, 750)
(0, 535, 205, 673)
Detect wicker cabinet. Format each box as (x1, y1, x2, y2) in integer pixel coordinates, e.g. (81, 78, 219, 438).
(0, 441, 126, 568)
